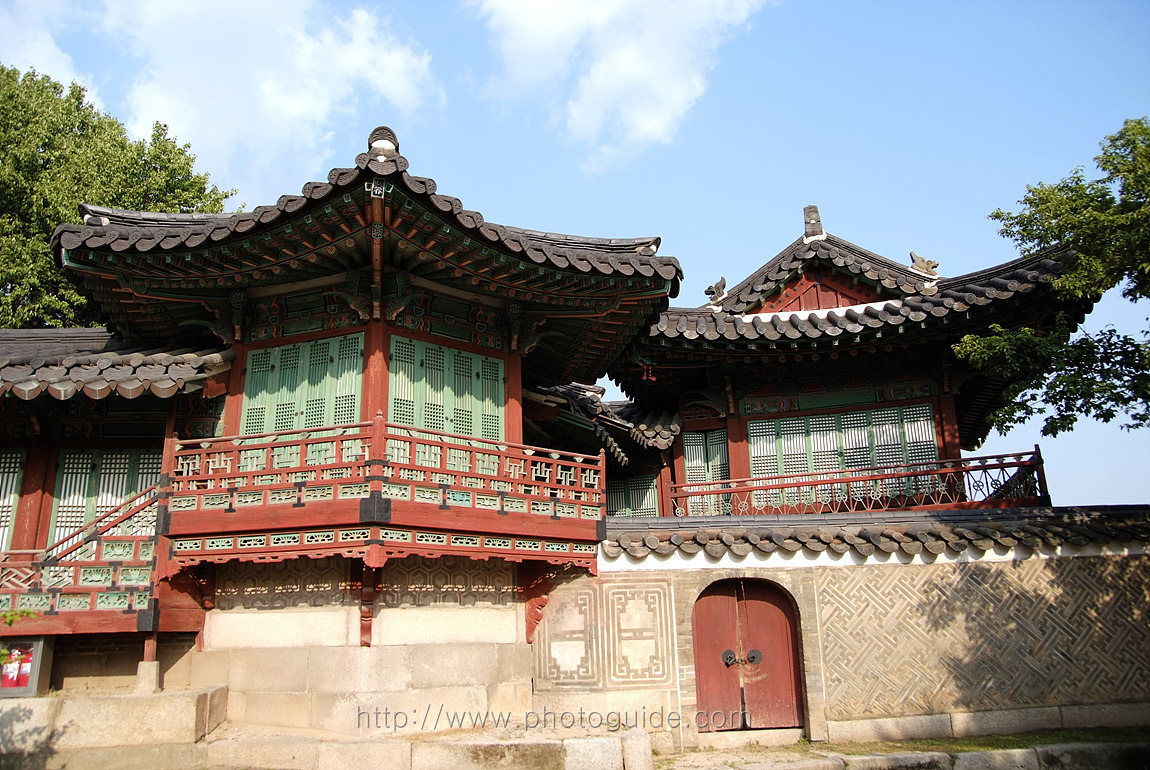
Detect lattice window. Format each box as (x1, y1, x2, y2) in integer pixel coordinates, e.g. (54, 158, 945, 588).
(388, 336, 504, 441)
(683, 428, 730, 515)
(606, 473, 660, 517)
(747, 404, 940, 505)
(243, 333, 364, 437)
(0, 450, 25, 550)
(49, 449, 162, 549)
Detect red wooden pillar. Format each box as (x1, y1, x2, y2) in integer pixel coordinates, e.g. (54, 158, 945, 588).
(221, 342, 247, 437)
(726, 415, 750, 481)
(363, 319, 387, 420)
(656, 452, 674, 518)
(937, 394, 962, 459)
(8, 442, 52, 554)
(505, 352, 523, 445)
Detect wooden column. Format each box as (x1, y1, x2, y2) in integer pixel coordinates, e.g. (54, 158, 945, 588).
(8, 442, 52, 554)
(656, 452, 674, 518)
(726, 415, 751, 481)
(221, 342, 247, 437)
(505, 352, 524, 445)
(937, 394, 962, 459)
(363, 319, 387, 420)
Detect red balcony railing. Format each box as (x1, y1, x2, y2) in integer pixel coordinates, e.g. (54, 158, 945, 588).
(0, 485, 160, 620)
(669, 448, 1049, 517)
(170, 418, 606, 523)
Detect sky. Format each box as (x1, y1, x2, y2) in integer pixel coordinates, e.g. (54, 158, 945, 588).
(1, 0, 1147, 505)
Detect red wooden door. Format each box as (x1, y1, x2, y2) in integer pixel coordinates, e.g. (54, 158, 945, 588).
(692, 579, 803, 731)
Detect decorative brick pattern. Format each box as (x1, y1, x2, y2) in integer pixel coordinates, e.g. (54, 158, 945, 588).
(816, 554, 1150, 720)
(378, 555, 512, 607)
(215, 557, 354, 610)
(535, 578, 676, 690)
(604, 584, 676, 686)
(537, 583, 599, 687)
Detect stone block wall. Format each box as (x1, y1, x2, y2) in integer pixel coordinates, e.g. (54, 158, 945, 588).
(536, 550, 1150, 745)
(171, 554, 531, 733)
(179, 642, 533, 734)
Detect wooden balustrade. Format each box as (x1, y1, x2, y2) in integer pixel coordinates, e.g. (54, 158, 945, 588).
(169, 421, 606, 523)
(668, 447, 1049, 518)
(0, 486, 161, 626)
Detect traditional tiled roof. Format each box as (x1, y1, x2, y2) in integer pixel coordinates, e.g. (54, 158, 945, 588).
(603, 506, 1150, 562)
(50, 127, 681, 385)
(52, 129, 681, 284)
(612, 402, 681, 450)
(652, 245, 1067, 345)
(0, 329, 233, 401)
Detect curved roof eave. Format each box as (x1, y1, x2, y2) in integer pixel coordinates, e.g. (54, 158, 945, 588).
(52, 127, 683, 285)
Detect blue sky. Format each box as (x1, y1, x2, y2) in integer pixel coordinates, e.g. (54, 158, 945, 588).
(1, 0, 1147, 504)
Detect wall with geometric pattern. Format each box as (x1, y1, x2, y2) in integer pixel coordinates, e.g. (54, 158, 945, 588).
(215, 556, 355, 610)
(815, 553, 1150, 720)
(536, 551, 1150, 742)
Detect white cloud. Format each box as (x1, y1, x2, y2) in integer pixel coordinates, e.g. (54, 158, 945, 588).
(93, 0, 440, 206)
(0, 0, 104, 107)
(474, 0, 764, 171)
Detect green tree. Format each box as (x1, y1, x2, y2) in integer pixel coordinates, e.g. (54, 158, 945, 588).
(954, 118, 1150, 437)
(0, 65, 234, 327)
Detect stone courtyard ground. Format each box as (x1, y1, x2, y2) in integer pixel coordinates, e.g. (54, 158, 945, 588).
(653, 727, 1150, 770)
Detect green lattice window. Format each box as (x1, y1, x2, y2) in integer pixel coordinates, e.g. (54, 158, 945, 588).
(242, 333, 364, 435)
(388, 336, 504, 441)
(748, 403, 938, 504)
(607, 473, 660, 517)
(0, 449, 25, 549)
(49, 449, 162, 547)
(683, 428, 730, 515)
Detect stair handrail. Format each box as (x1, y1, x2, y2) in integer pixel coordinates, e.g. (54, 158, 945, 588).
(39, 483, 161, 563)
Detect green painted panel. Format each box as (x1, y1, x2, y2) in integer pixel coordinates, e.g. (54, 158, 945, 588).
(242, 333, 363, 436)
(49, 449, 162, 547)
(0, 449, 26, 550)
(747, 404, 940, 501)
(607, 473, 660, 517)
(388, 336, 504, 441)
(683, 428, 729, 515)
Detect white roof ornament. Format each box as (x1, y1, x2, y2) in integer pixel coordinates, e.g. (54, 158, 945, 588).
(368, 126, 400, 160)
(802, 204, 826, 243)
(910, 251, 940, 277)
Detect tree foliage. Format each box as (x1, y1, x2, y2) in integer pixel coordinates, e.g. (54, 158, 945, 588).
(0, 65, 234, 327)
(954, 118, 1150, 437)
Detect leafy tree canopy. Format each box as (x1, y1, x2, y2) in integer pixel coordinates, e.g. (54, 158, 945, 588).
(0, 65, 234, 328)
(954, 118, 1150, 437)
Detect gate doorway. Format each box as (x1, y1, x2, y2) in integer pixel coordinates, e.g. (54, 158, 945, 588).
(692, 579, 803, 731)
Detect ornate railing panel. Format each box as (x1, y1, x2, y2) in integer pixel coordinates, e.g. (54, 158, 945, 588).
(170, 419, 605, 522)
(0, 486, 160, 616)
(669, 448, 1048, 518)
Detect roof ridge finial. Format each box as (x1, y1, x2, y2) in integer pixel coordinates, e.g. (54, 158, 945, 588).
(803, 205, 825, 243)
(368, 126, 400, 159)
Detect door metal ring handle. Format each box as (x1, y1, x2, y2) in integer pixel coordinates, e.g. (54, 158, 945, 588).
(722, 648, 762, 666)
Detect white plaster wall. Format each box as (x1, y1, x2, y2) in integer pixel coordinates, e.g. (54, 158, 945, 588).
(372, 605, 520, 645)
(203, 606, 359, 649)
